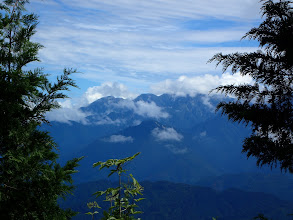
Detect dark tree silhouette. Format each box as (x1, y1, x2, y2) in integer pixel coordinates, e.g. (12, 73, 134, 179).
(209, 0, 293, 172)
(0, 0, 82, 218)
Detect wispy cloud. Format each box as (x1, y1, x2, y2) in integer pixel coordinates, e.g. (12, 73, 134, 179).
(27, 0, 261, 96)
(152, 127, 183, 142)
(59, 0, 261, 22)
(34, 24, 258, 77)
(104, 135, 134, 143)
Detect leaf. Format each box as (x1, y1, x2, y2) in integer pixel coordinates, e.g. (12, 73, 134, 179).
(134, 198, 145, 202)
(85, 212, 94, 216)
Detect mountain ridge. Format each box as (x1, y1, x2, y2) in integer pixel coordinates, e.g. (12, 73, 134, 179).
(44, 93, 279, 187)
(60, 179, 293, 220)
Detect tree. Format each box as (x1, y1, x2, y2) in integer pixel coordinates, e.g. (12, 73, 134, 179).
(0, 0, 82, 219)
(87, 152, 144, 220)
(209, 0, 293, 172)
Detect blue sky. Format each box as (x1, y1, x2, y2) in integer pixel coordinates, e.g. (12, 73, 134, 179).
(27, 0, 262, 108)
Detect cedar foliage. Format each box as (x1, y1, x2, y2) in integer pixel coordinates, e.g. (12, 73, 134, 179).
(209, 0, 293, 172)
(0, 0, 81, 219)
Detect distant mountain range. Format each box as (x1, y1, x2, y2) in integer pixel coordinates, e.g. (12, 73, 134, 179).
(43, 94, 262, 182)
(43, 93, 292, 207)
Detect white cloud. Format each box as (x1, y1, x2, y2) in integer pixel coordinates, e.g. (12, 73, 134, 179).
(45, 100, 89, 124)
(104, 135, 134, 143)
(25, 0, 267, 124)
(44, 71, 253, 124)
(26, 0, 261, 95)
(35, 26, 258, 77)
(85, 82, 137, 104)
(151, 72, 254, 96)
(116, 99, 169, 119)
(135, 101, 169, 118)
(152, 127, 183, 142)
(45, 83, 169, 124)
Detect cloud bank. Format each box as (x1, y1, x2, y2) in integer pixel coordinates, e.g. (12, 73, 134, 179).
(45, 83, 169, 123)
(46, 72, 253, 124)
(85, 82, 137, 104)
(46, 72, 254, 124)
(46, 100, 89, 124)
(151, 72, 254, 97)
(152, 127, 183, 142)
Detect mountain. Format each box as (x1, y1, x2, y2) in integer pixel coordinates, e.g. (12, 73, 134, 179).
(73, 116, 262, 184)
(45, 93, 293, 218)
(74, 120, 219, 183)
(80, 93, 220, 132)
(196, 172, 293, 202)
(60, 180, 293, 220)
(44, 93, 284, 188)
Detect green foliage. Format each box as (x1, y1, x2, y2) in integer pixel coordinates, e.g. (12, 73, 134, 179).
(0, 0, 82, 219)
(88, 153, 143, 220)
(209, 0, 293, 172)
(86, 201, 101, 219)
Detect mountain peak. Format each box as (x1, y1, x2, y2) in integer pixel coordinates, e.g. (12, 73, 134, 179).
(81, 96, 125, 113)
(134, 93, 159, 102)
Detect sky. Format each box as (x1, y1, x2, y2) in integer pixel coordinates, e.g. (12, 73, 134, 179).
(26, 0, 263, 109)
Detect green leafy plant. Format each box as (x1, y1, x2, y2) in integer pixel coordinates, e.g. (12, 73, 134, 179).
(86, 201, 101, 220)
(88, 152, 144, 220)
